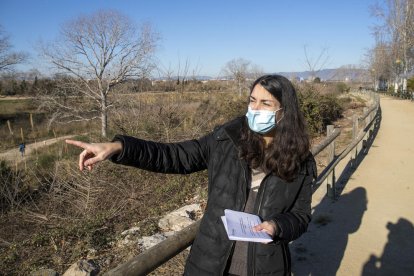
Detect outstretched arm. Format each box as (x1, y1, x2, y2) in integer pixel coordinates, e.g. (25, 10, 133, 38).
(109, 134, 212, 174)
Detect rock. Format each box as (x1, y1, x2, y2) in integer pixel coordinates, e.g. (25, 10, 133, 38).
(62, 259, 99, 276)
(138, 233, 167, 251)
(117, 226, 142, 247)
(158, 204, 200, 232)
(118, 235, 136, 247)
(120, 226, 140, 237)
(30, 269, 59, 276)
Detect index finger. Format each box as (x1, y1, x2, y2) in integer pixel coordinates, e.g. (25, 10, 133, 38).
(66, 139, 90, 150)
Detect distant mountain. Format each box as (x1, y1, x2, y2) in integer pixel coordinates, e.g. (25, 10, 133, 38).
(276, 68, 370, 82)
(152, 75, 213, 81)
(201, 68, 370, 82)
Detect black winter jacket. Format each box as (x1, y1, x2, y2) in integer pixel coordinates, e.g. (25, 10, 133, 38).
(111, 117, 317, 276)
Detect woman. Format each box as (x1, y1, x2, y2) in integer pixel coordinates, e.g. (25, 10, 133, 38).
(66, 75, 316, 275)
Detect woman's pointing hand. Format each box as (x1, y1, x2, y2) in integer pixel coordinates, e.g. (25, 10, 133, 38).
(65, 139, 122, 171)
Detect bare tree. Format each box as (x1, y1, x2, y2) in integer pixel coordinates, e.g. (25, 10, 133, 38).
(303, 45, 330, 81)
(39, 10, 159, 137)
(222, 58, 251, 96)
(0, 25, 27, 72)
(365, 42, 393, 90)
(176, 56, 191, 92)
(371, 0, 414, 91)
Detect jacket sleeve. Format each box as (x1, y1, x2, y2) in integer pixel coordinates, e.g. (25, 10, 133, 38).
(109, 133, 214, 174)
(271, 155, 317, 242)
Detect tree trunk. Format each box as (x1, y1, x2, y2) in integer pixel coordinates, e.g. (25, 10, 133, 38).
(101, 96, 108, 138)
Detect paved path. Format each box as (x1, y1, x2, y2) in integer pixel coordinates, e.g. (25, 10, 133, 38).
(291, 95, 414, 276)
(0, 135, 75, 165)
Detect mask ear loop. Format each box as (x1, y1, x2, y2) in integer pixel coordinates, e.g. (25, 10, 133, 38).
(275, 108, 284, 124)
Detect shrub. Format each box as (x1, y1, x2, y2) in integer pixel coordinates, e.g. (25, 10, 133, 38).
(318, 94, 344, 126)
(336, 82, 350, 93)
(36, 153, 57, 169)
(299, 90, 323, 135)
(0, 161, 31, 212)
(298, 89, 344, 136)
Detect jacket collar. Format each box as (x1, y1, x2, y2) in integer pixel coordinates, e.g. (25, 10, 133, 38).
(215, 116, 245, 147)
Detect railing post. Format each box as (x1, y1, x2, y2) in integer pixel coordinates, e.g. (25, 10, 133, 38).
(363, 107, 369, 127)
(326, 125, 336, 199)
(351, 114, 358, 169)
(362, 107, 369, 154)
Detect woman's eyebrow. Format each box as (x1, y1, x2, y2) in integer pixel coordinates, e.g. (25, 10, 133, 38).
(261, 99, 276, 103)
(250, 96, 273, 101)
(249, 96, 276, 104)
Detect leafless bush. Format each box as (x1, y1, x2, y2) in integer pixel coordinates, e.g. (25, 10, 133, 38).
(0, 161, 33, 213)
(109, 91, 245, 142)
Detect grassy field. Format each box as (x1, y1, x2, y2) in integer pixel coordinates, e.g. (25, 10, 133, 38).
(0, 98, 38, 115)
(0, 97, 98, 152)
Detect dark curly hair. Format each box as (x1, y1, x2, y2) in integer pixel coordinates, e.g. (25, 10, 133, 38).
(239, 75, 310, 182)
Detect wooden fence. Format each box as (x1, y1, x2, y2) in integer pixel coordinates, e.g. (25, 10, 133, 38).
(105, 91, 381, 276)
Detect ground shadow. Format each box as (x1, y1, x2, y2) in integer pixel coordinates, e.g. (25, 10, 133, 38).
(291, 187, 367, 276)
(290, 107, 382, 275)
(362, 218, 414, 275)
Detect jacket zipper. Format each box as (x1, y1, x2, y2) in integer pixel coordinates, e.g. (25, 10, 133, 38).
(256, 174, 268, 214)
(249, 174, 269, 276)
(220, 159, 249, 275)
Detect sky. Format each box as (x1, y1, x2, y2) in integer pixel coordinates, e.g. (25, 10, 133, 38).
(0, 0, 379, 77)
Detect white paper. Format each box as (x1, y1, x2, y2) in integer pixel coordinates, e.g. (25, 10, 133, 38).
(221, 209, 273, 243)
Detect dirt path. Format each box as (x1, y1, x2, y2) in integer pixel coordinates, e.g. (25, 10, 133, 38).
(291, 95, 414, 275)
(0, 135, 75, 164)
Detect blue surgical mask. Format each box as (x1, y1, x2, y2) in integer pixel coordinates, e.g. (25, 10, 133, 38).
(246, 106, 283, 134)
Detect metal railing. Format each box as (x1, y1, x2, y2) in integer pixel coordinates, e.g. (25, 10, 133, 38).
(105, 91, 381, 276)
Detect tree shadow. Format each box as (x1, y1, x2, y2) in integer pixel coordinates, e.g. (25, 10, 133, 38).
(362, 218, 414, 276)
(290, 107, 382, 275)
